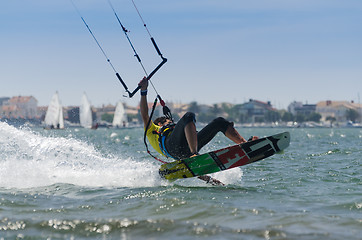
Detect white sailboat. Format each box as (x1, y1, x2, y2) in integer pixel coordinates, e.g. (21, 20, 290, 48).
(79, 92, 93, 128)
(113, 102, 128, 128)
(44, 91, 64, 129)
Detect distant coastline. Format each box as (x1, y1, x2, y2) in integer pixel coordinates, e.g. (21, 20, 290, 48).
(1, 96, 361, 128)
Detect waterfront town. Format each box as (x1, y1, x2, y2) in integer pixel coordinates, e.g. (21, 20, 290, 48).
(0, 94, 361, 128)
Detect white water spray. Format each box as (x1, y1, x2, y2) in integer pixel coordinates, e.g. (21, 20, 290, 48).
(0, 122, 160, 189)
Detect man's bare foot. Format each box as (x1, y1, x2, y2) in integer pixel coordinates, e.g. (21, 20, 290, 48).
(247, 136, 259, 141)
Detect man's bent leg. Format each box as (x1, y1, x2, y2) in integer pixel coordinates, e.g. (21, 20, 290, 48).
(224, 122, 247, 144)
(185, 121, 198, 155)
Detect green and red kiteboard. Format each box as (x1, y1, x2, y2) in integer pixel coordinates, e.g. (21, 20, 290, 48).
(159, 131, 290, 180)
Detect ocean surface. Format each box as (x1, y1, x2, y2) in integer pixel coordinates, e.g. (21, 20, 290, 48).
(0, 121, 361, 239)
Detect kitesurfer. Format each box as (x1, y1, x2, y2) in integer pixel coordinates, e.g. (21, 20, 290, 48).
(139, 77, 258, 185)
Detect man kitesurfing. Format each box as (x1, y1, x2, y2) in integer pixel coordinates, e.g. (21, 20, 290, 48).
(72, 0, 260, 185)
(139, 77, 258, 185)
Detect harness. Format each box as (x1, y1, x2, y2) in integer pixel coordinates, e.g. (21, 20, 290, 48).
(143, 95, 173, 164)
(153, 123, 176, 158)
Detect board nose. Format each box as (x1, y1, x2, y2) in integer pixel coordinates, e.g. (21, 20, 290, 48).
(277, 132, 290, 151)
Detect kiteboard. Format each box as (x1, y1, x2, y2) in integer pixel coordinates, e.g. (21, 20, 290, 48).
(159, 131, 290, 180)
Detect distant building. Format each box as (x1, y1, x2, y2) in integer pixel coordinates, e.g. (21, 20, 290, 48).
(1, 96, 38, 119)
(93, 104, 116, 123)
(1, 105, 18, 119)
(316, 100, 362, 122)
(0, 97, 11, 118)
(125, 105, 139, 116)
(67, 106, 80, 123)
(0, 97, 10, 107)
(93, 103, 139, 123)
(288, 101, 316, 116)
(236, 99, 275, 123)
(37, 106, 48, 120)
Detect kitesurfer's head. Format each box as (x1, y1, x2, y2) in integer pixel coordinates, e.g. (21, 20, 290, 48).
(154, 116, 172, 126)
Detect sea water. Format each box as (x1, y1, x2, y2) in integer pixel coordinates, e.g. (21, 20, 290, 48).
(0, 121, 361, 239)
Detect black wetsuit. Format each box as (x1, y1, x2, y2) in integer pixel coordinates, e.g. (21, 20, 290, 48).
(164, 112, 232, 160)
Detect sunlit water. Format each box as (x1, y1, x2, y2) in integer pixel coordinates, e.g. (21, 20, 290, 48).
(0, 121, 361, 239)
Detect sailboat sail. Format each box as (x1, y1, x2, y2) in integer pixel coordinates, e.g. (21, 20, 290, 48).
(80, 93, 93, 128)
(44, 91, 64, 129)
(113, 102, 127, 127)
(58, 104, 64, 129)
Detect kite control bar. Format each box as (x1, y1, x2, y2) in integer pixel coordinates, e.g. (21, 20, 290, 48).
(116, 56, 167, 98)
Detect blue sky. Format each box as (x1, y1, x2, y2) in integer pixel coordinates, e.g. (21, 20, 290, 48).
(1, 0, 361, 109)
